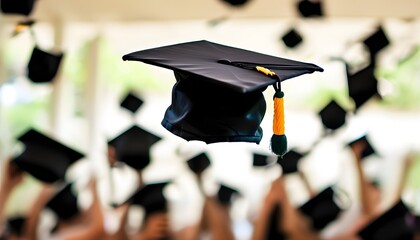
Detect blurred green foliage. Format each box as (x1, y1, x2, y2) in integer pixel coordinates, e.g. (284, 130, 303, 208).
(303, 86, 353, 111)
(4, 98, 51, 137)
(377, 46, 420, 110)
(63, 37, 167, 117)
(63, 37, 165, 93)
(407, 154, 420, 188)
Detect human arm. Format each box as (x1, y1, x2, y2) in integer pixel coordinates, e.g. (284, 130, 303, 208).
(132, 212, 170, 240)
(0, 160, 24, 234)
(394, 152, 416, 203)
(201, 196, 235, 240)
(350, 140, 378, 218)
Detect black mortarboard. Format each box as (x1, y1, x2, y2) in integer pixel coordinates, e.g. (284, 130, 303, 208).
(216, 183, 240, 206)
(347, 134, 377, 159)
(130, 181, 171, 217)
(318, 100, 347, 131)
(281, 28, 303, 49)
(252, 152, 276, 167)
(297, 0, 323, 18)
(358, 200, 414, 240)
(277, 149, 305, 174)
(107, 125, 161, 170)
(120, 92, 144, 114)
(123, 40, 323, 156)
(299, 186, 345, 230)
(5, 216, 26, 236)
(362, 26, 390, 61)
(347, 63, 380, 111)
(45, 183, 79, 221)
(13, 129, 84, 183)
(186, 152, 211, 174)
(406, 213, 420, 233)
(0, 0, 35, 16)
(27, 47, 64, 83)
(220, 0, 249, 7)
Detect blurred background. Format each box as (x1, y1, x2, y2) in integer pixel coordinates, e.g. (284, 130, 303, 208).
(0, 0, 420, 239)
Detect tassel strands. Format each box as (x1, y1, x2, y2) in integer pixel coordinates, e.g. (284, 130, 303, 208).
(271, 90, 287, 157)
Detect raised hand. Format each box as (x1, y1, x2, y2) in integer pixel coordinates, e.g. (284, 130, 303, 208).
(1, 159, 25, 192)
(138, 213, 170, 240)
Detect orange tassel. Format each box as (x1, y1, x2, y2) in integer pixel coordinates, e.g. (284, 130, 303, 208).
(273, 91, 285, 135)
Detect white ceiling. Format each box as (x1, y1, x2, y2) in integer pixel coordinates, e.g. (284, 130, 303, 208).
(20, 0, 420, 22)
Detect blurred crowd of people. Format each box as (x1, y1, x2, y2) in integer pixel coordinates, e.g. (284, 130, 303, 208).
(0, 130, 419, 240)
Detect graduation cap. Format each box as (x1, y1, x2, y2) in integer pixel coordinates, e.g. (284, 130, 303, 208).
(130, 181, 171, 217)
(120, 92, 144, 114)
(220, 0, 249, 7)
(108, 125, 161, 170)
(186, 152, 211, 174)
(5, 216, 26, 236)
(11, 19, 35, 37)
(347, 134, 377, 159)
(277, 149, 305, 174)
(358, 200, 414, 240)
(281, 28, 303, 49)
(299, 186, 348, 230)
(0, 0, 35, 16)
(347, 63, 380, 111)
(45, 183, 79, 221)
(27, 47, 64, 83)
(362, 26, 390, 61)
(123, 40, 323, 157)
(406, 213, 420, 233)
(13, 129, 84, 183)
(297, 0, 323, 18)
(252, 152, 276, 167)
(318, 100, 347, 131)
(216, 183, 240, 206)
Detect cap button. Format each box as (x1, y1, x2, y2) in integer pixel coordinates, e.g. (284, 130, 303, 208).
(217, 59, 232, 65)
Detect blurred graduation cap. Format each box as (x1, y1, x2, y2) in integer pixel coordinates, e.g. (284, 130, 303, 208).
(406, 213, 420, 233)
(5, 216, 26, 236)
(129, 181, 171, 217)
(297, 0, 323, 18)
(216, 183, 240, 206)
(358, 200, 414, 240)
(299, 186, 349, 230)
(186, 152, 211, 174)
(347, 63, 380, 111)
(45, 183, 79, 221)
(362, 26, 390, 62)
(108, 125, 161, 170)
(0, 0, 35, 16)
(252, 152, 276, 167)
(27, 47, 64, 83)
(347, 134, 378, 159)
(13, 129, 84, 183)
(318, 100, 347, 131)
(11, 19, 35, 37)
(123, 40, 323, 157)
(277, 149, 305, 174)
(281, 28, 303, 49)
(120, 91, 144, 114)
(220, 0, 249, 7)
